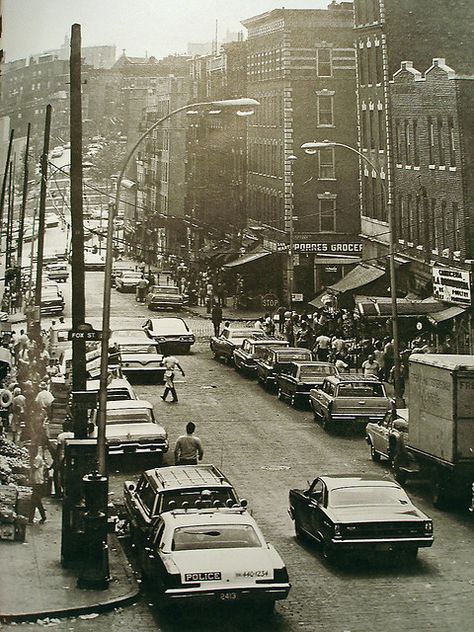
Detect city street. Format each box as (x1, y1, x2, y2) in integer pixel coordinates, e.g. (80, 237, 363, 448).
(10, 261, 473, 632)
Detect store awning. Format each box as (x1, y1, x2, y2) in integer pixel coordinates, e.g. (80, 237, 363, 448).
(427, 305, 466, 324)
(223, 250, 272, 269)
(326, 264, 385, 294)
(355, 295, 453, 318)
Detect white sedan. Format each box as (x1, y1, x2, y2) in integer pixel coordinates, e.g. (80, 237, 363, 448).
(142, 317, 195, 353)
(136, 507, 290, 612)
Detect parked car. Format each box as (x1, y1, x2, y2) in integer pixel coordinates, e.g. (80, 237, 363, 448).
(133, 507, 290, 610)
(109, 334, 165, 382)
(84, 251, 105, 271)
(40, 288, 65, 315)
(111, 263, 135, 287)
(116, 270, 143, 293)
(255, 347, 313, 390)
(146, 285, 184, 310)
(90, 400, 168, 458)
(124, 464, 243, 538)
(276, 361, 339, 407)
(309, 375, 392, 432)
(289, 475, 433, 562)
(46, 262, 69, 283)
(142, 317, 195, 353)
(210, 328, 264, 364)
(233, 337, 289, 375)
(86, 377, 137, 402)
(365, 409, 408, 464)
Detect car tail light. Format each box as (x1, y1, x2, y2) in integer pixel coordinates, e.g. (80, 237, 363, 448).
(274, 567, 289, 582)
(333, 524, 342, 539)
(424, 521, 433, 534)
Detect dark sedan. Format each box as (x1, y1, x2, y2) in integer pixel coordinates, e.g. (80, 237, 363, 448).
(256, 347, 313, 390)
(276, 361, 338, 407)
(289, 475, 433, 563)
(142, 317, 195, 353)
(233, 337, 288, 375)
(210, 328, 264, 364)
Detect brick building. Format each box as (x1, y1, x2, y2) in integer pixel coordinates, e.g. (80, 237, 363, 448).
(241, 3, 360, 301)
(185, 40, 248, 259)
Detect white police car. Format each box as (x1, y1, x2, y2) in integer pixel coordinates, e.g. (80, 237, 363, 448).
(137, 506, 290, 611)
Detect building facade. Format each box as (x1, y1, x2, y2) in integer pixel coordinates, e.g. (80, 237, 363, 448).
(242, 3, 359, 301)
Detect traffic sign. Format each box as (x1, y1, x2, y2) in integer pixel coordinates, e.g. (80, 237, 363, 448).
(68, 322, 102, 341)
(291, 293, 304, 302)
(71, 390, 98, 410)
(261, 293, 279, 309)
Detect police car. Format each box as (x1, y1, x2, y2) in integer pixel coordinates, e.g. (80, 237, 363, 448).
(136, 506, 290, 611)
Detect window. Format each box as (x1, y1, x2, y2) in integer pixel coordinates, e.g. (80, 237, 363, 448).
(318, 197, 337, 232)
(438, 118, 445, 165)
(453, 202, 460, 251)
(430, 198, 437, 249)
(319, 148, 335, 179)
(414, 195, 421, 244)
(138, 483, 156, 514)
(440, 200, 447, 248)
(369, 109, 375, 149)
(404, 120, 411, 164)
(406, 194, 413, 241)
(413, 120, 419, 166)
(395, 120, 402, 162)
(317, 48, 332, 77)
(317, 94, 334, 126)
(448, 117, 456, 166)
(428, 117, 435, 164)
(398, 195, 405, 241)
(378, 109, 385, 150)
(375, 44, 383, 84)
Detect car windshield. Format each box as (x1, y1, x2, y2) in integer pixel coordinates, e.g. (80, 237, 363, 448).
(229, 329, 257, 339)
(172, 524, 262, 551)
(106, 409, 153, 424)
(42, 291, 60, 300)
(277, 351, 311, 361)
(113, 330, 148, 339)
(122, 272, 141, 279)
(150, 319, 188, 334)
(151, 286, 180, 295)
(119, 344, 159, 354)
(330, 486, 411, 507)
(161, 489, 238, 512)
(300, 365, 337, 379)
(337, 382, 385, 397)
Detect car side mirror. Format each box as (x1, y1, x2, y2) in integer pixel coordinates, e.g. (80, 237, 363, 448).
(240, 498, 248, 508)
(127, 483, 135, 492)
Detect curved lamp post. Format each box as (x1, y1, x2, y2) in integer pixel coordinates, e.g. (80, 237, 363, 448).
(301, 140, 404, 409)
(97, 98, 260, 473)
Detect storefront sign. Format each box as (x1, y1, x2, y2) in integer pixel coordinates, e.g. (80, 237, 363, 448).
(324, 266, 338, 273)
(276, 242, 363, 254)
(432, 265, 472, 306)
(292, 293, 304, 302)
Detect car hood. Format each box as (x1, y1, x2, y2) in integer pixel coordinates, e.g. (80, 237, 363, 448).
(170, 547, 282, 583)
(103, 422, 167, 440)
(325, 505, 427, 523)
(120, 353, 164, 362)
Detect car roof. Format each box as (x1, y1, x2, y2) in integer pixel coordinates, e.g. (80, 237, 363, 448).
(106, 400, 153, 410)
(160, 507, 254, 527)
(148, 317, 189, 329)
(244, 336, 281, 344)
(318, 475, 401, 492)
(325, 374, 381, 383)
(290, 361, 333, 368)
(143, 464, 233, 492)
(112, 335, 159, 345)
(87, 378, 133, 391)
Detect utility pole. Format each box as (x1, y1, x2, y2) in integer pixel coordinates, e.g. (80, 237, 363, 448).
(0, 129, 14, 239)
(6, 161, 14, 270)
(17, 123, 31, 306)
(69, 23, 88, 439)
(32, 105, 52, 346)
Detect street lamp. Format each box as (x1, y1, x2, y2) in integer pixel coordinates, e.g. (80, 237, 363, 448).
(97, 97, 260, 474)
(301, 140, 404, 408)
(286, 155, 297, 309)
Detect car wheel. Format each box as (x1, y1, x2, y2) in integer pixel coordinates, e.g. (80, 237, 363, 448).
(294, 520, 305, 540)
(404, 546, 418, 563)
(259, 600, 275, 615)
(431, 467, 450, 510)
(370, 442, 381, 462)
(311, 402, 321, 421)
(322, 413, 333, 432)
(322, 541, 337, 563)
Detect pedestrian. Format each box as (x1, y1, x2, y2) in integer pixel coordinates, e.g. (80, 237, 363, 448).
(362, 353, 380, 377)
(11, 387, 26, 444)
(161, 355, 185, 403)
(276, 305, 287, 334)
(221, 320, 231, 337)
(211, 301, 223, 337)
(284, 312, 295, 346)
(263, 312, 275, 336)
(314, 333, 331, 361)
(54, 420, 74, 497)
(35, 382, 54, 419)
(136, 274, 149, 303)
(174, 421, 204, 465)
(29, 443, 47, 524)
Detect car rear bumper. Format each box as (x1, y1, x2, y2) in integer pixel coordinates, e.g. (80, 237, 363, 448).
(331, 413, 388, 423)
(108, 442, 168, 455)
(163, 583, 291, 603)
(331, 536, 434, 549)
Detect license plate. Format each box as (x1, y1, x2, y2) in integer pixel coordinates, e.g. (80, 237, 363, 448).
(219, 592, 238, 601)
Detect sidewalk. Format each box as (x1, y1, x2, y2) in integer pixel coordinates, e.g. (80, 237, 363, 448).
(184, 302, 263, 322)
(0, 497, 139, 622)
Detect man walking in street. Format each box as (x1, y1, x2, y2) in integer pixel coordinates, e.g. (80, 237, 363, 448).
(29, 443, 47, 524)
(174, 422, 204, 465)
(211, 301, 223, 337)
(161, 355, 185, 403)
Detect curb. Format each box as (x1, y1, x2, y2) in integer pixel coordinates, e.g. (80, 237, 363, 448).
(0, 535, 140, 623)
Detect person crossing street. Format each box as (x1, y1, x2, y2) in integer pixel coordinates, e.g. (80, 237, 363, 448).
(174, 422, 204, 465)
(161, 355, 185, 403)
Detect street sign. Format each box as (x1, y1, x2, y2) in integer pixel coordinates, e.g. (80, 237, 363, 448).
(292, 293, 304, 302)
(261, 293, 279, 309)
(68, 322, 102, 341)
(71, 390, 98, 410)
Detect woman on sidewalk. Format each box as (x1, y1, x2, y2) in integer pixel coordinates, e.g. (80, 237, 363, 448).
(29, 442, 47, 524)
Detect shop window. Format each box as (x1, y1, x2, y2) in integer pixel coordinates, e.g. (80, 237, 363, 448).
(317, 94, 334, 126)
(317, 48, 332, 77)
(318, 197, 336, 232)
(319, 148, 335, 180)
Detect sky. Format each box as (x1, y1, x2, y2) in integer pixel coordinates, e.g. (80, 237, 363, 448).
(3, 0, 328, 62)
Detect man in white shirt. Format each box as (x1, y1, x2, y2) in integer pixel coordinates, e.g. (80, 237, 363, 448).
(314, 334, 331, 361)
(174, 422, 204, 465)
(161, 356, 185, 403)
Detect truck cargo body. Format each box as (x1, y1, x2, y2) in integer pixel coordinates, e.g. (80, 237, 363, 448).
(403, 354, 474, 508)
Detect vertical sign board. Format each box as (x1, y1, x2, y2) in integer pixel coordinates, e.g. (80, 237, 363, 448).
(432, 266, 471, 306)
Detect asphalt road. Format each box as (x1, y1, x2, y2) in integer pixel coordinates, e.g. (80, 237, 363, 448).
(11, 257, 474, 632)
